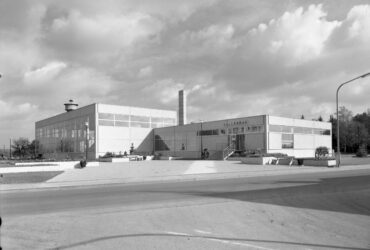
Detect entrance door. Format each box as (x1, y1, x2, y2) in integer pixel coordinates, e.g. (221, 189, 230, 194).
(228, 134, 236, 149)
(236, 134, 245, 151)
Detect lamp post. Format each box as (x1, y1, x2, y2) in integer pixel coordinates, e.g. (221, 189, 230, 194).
(85, 122, 89, 161)
(336, 72, 370, 167)
(200, 121, 203, 156)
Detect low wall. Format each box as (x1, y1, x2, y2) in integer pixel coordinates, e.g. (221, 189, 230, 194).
(304, 159, 336, 167)
(159, 156, 184, 160)
(1, 161, 99, 173)
(241, 157, 276, 165)
(100, 158, 130, 163)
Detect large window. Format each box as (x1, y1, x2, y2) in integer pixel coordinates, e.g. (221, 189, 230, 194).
(131, 115, 150, 123)
(99, 120, 114, 126)
(282, 133, 294, 148)
(115, 114, 129, 121)
(99, 113, 114, 120)
(197, 129, 219, 136)
(115, 121, 129, 127)
(97, 112, 175, 128)
(270, 125, 330, 136)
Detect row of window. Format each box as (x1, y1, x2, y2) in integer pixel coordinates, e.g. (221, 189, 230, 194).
(98, 120, 173, 128)
(195, 126, 265, 137)
(98, 113, 176, 124)
(269, 125, 330, 135)
(36, 128, 94, 139)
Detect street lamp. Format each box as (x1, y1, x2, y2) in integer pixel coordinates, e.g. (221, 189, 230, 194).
(336, 72, 370, 167)
(85, 122, 89, 161)
(200, 121, 203, 159)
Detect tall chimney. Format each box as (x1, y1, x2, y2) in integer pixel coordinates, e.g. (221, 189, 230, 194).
(178, 90, 186, 125)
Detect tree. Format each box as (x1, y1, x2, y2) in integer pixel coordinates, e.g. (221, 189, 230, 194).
(300, 114, 305, 119)
(353, 111, 370, 151)
(317, 115, 323, 122)
(339, 106, 353, 123)
(29, 140, 40, 158)
(330, 107, 370, 154)
(11, 138, 31, 159)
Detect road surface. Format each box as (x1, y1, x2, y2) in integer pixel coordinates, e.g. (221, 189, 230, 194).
(1, 169, 370, 249)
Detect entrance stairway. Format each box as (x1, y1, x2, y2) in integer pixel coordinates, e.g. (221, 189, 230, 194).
(223, 146, 235, 160)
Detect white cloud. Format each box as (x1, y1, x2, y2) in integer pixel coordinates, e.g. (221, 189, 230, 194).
(1, 1, 370, 145)
(248, 4, 341, 65)
(178, 24, 238, 54)
(143, 78, 184, 104)
(24, 61, 67, 86)
(0, 100, 38, 120)
(138, 66, 153, 78)
(44, 10, 164, 64)
(346, 5, 370, 42)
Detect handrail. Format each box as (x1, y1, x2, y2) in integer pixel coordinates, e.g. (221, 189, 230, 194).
(223, 146, 235, 160)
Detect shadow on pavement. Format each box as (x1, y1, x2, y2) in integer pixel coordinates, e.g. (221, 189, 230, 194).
(52, 233, 369, 250)
(144, 175, 370, 216)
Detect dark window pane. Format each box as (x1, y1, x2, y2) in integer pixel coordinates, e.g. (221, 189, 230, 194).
(269, 125, 282, 132)
(115, 121, 129, 127)
(151, 117, 163, 123)
(99, 120, 114, 126)
(115, 114, 129, 121)
(131, 122, 150, 128)
(131, 115, 150, 122)
(99, 113, 114, 120)
(282, 133, 293, 140)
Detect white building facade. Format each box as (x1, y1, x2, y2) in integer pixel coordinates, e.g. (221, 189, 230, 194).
(36, 103, 331, 160)
(35, 103, 177, 160)
(153, 115, 332, 159)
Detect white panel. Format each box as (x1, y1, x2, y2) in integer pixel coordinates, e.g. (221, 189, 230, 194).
(98, 104, 130, 114)
(269, 133, 282, 149)
(130, 127, 152, 140)
(268, 115, 331, 129)
(97, 104, 176, 119)
(314, 135, 332, 149)
(294, 134, 314, 149)
(99, 127, 130, 139)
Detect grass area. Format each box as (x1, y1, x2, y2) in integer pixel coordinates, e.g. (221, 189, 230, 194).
(0, 171, 63, 184)
(340, 154, 370, 166)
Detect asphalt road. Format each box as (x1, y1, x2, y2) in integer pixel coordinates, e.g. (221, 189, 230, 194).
(2, 168, 370, 249)
(2, 168, 370, 217)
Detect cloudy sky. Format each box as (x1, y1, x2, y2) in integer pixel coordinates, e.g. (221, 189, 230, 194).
(0, 0, 370, 145)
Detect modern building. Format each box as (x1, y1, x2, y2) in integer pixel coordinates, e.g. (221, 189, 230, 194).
(153, 115, 332, 159)
(35, 101, 177, 160)
(35, 95, 332, 160)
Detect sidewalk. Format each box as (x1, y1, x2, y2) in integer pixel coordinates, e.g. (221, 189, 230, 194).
(1, 160, 370, 192)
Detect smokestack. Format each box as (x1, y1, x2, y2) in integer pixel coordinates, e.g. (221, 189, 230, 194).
(178, 90, 186, 125)
(64, 99, 78, 112)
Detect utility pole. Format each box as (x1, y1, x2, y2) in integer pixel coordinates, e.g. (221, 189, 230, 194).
(9, 138, 12, 159)
(200, 121, 203, 159)
(85, 122, 89, 161)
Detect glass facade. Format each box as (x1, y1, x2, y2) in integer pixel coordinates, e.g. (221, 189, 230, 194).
(36, 114, 95, 159)
(98, 112, 176, 129)
(269, 125, 330, 135)
(269, 124, 331, 150)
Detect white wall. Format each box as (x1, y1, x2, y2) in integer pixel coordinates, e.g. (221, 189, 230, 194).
(96, 103, 176, 156)
(267, 115, 332, 157)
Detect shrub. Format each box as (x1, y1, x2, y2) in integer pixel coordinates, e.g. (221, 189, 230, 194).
(102, 152, 114, 158)
(315, 146, 329, 159)
(80, 160, 87, 168)
(356, 144, 368, 157)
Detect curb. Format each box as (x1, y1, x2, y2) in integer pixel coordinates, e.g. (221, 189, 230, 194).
(2, 164, 370, 192)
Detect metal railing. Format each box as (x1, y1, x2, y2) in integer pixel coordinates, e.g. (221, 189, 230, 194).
(222, 146, 235, 160)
